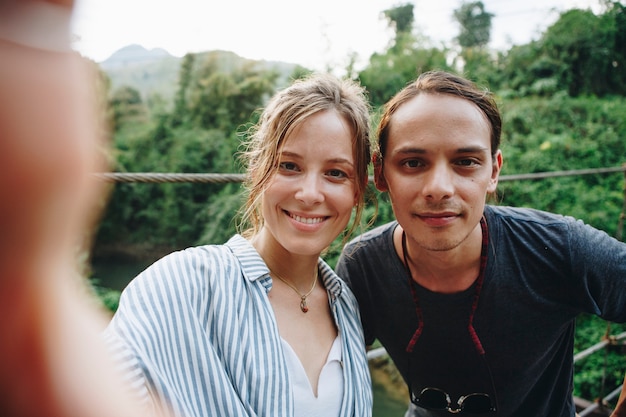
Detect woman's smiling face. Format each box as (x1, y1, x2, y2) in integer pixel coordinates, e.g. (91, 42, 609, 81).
(258, 109, 357, 257)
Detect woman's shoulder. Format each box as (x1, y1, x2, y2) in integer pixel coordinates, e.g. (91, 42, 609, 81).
(122, 240, 241, 297)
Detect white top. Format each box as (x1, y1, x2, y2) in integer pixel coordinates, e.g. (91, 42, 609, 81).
(281, 334, 344, 417)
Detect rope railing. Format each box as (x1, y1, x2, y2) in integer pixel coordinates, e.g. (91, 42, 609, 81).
(574, 331, 626, 416)
(94, 172, 245, 183)
(579, 384, 624, 417)
(94, 165, 626, 184)
(499, 166, 626, 182)
(573, 331, 626, 363)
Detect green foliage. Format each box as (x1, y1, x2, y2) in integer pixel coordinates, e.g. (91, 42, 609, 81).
(197, 183, 246, 245)
(358, 4, 452, 107)
(574, 314, 626, 405)
(458, 47, 499, 89)
(97, 126, 242, 250)
(542, 9, 611, 96)
(359, 46, 451, 107)
(95, 51, 282, 257)
(173, 52, 279, 133)
(497, 3, 626, 97)
(171, 53, 195, 127)
(453, 1, 494, 48)
(382, 3, 414, 35)
(110, 85, 149, 129)
(497, 95, 626, 236)
(89, 280, 122, 313)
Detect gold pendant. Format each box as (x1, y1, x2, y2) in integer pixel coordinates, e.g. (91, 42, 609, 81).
(300, 297, 309, 313)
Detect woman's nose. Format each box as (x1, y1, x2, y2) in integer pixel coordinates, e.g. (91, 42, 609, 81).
(294, 173, 324, 205)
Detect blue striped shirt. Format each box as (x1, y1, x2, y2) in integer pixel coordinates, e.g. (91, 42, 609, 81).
(104, 235, 372, 417)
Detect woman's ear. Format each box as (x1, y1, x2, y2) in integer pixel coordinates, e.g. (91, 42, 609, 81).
(373, 153, 388, 192)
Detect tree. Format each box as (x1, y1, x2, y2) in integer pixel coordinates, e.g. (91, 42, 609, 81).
(185, 52, 278, 132)
(599, 1, 626, 95)
(359, 3, 451, 107)
(453, 1, 493, 49)
(537, 3, 626, 97)
(541, 9, 605, 96)
(171, 53, 195, 127)
(110, 85, 148, 129)
(382, 3, 415, 47)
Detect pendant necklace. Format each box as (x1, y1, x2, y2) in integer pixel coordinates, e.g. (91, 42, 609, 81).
(271, 268, 318, 313)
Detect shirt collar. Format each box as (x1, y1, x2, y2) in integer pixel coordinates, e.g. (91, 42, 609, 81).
(225, 234, 344, 301)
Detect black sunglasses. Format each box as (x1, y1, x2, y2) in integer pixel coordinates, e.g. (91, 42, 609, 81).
(411, 386, 496, 414)
(407, 349, 498, 414)
(402, 218, 498, 414)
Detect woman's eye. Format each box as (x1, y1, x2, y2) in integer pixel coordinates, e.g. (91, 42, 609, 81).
(279, 162, 299, 171)
(327, 169, 348, 179)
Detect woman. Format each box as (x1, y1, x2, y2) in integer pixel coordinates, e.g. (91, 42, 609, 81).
(105, 73, 373, 417)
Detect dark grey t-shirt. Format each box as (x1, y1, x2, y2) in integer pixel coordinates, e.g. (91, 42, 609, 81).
(336, 205, 626, 417)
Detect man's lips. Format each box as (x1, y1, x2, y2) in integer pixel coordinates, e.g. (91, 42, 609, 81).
(418, 211, 459, 218)
(415, 211, 460, 226)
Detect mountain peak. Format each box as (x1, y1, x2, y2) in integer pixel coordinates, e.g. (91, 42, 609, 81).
(100, 44, 174, 70)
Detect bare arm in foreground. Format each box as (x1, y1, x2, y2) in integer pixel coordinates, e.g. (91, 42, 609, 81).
(0, 1, 147, 416)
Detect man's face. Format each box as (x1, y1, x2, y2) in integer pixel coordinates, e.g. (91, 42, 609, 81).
(375, 93, 502, 252)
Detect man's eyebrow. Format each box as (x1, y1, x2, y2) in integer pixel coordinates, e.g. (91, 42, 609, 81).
(394, 146, 490, 154)
(395, 147, 427, 155)
(457, 146, 490, 153)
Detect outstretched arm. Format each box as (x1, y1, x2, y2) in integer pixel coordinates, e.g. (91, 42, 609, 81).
(0, 1, 146, 416)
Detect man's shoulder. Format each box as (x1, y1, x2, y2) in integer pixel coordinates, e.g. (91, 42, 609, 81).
(485, 205, 593, 248)
(486, 205, 571, 226)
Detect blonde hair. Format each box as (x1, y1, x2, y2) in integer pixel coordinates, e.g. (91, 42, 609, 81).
(238, 73, 372, 241)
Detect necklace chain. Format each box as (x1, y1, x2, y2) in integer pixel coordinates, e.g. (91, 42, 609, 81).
(271, 268, 318, 313)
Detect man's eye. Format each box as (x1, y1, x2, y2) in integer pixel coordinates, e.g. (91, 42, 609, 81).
(457, 159, 478, 167)
(403, 160, 422, 168)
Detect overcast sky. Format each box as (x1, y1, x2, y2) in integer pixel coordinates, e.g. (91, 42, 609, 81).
(72, 0, 601, 70)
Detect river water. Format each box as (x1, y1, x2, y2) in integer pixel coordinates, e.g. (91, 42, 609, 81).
(91, 256, 409, 417)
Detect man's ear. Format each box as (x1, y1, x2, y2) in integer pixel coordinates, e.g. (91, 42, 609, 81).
(487, 150, 503, 194)
(373, 153, 388, 192)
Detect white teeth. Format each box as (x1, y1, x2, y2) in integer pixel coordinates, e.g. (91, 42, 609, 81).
(291, 214, 324, 224)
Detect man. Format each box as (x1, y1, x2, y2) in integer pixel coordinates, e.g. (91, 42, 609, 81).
(336, 70, 626, 416)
